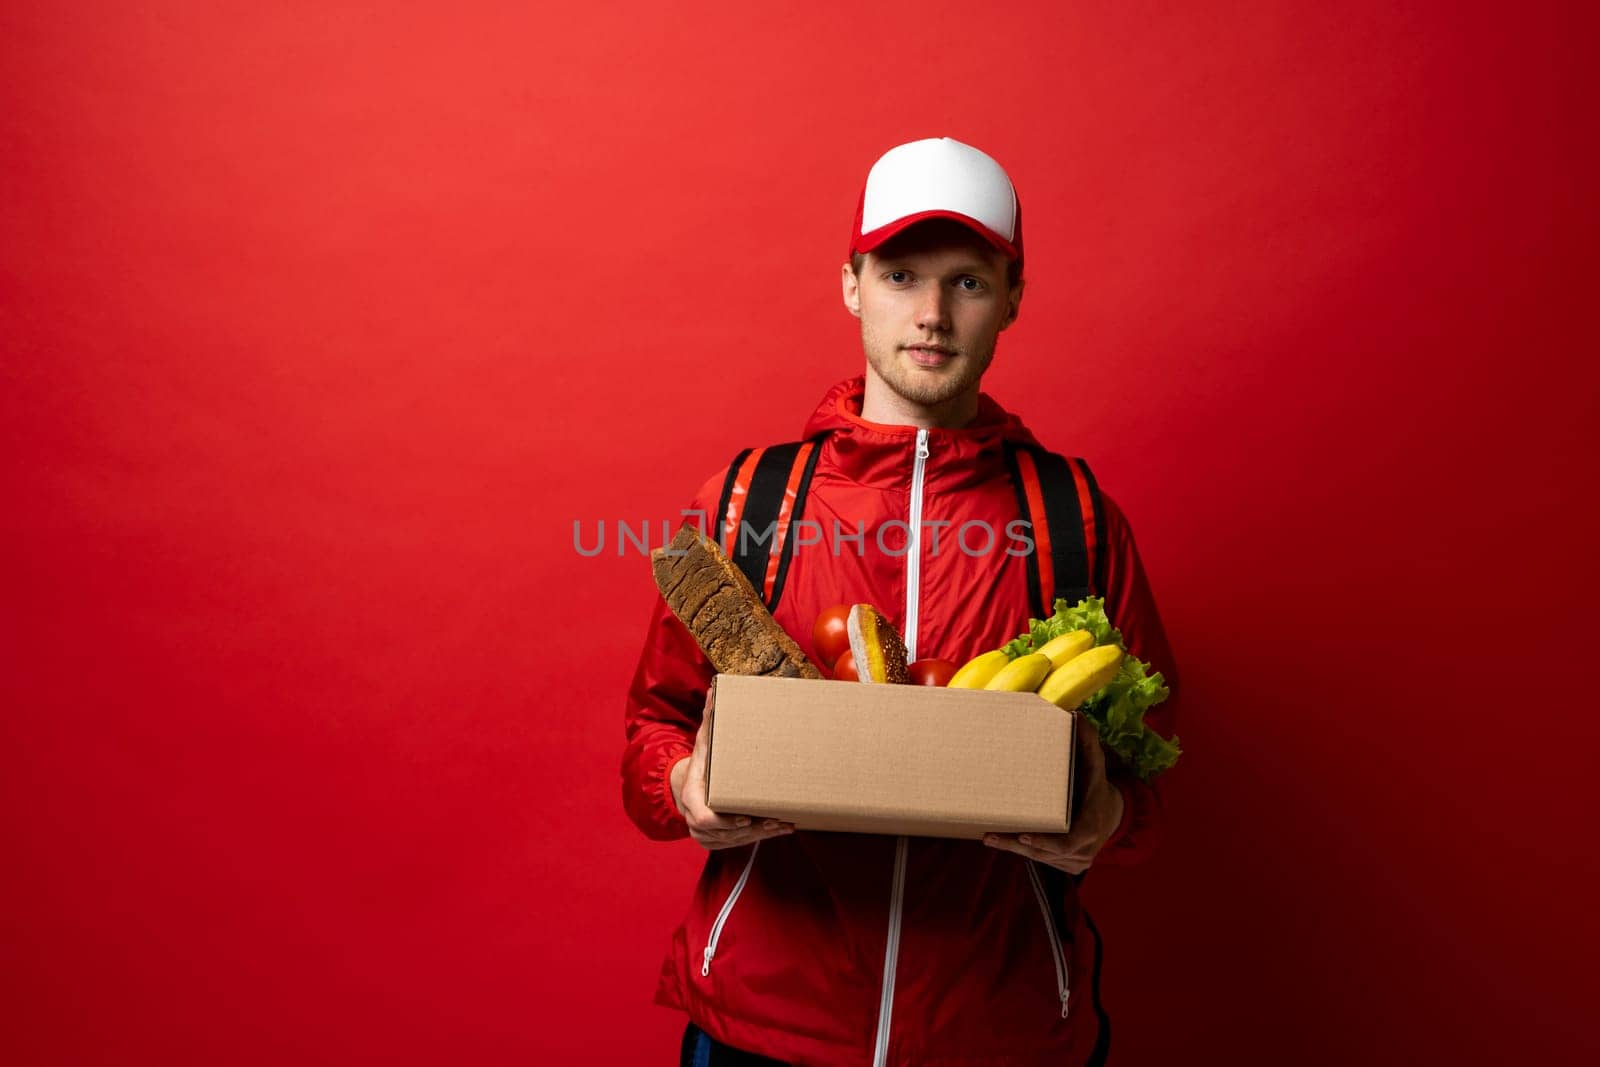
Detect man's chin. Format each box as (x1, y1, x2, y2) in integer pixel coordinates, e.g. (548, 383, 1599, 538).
(886, 370, 974, 407)
(865, 346, 988, 408)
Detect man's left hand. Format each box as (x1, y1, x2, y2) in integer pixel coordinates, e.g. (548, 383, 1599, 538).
(983, 714, 1125, 875)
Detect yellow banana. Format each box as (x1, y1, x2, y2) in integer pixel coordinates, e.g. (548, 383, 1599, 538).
(984, 652, 1053, 693)
(1039, 644, 1124, 709)
(1036, 630, 1095, 670)
(947, 650, 1012, 689)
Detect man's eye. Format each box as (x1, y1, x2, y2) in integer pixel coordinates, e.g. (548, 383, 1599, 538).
(887, 271, 910, 283)
(957, 277, 984, 292)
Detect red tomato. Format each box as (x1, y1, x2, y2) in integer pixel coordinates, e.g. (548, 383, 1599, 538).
(907, 658, 958, 687)
(811, 604, 852, 669)
(831, 649, 859, 682)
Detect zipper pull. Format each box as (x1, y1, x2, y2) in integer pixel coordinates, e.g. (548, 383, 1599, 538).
(916, 429, 929, 460)
(1061, 989, 1071, 1018)
(702, 946, 714, 977)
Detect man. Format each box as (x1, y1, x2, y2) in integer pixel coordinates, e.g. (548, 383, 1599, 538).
(622, 137, 1179, 1066)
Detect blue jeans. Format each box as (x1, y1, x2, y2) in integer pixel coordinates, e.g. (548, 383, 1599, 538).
(678, 1017, 1111, 1065)
(678, 1021, 788, 1066)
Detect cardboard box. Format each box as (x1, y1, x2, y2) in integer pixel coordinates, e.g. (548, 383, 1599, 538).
(704, 673, 1078, 839)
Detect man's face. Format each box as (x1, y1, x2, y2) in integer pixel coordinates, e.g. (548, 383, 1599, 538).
(841, 222, 1023, 412)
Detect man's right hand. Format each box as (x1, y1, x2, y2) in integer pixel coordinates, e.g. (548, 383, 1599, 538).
(670, 692, 796, 850)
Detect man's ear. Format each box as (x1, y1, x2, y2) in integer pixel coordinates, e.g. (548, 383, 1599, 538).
(841, 262, 862, 318)
(1000, 277, 1025, 330)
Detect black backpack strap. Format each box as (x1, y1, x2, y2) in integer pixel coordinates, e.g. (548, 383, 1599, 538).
(1003, 442, 1105, 617)
(713, 436, 826, 611)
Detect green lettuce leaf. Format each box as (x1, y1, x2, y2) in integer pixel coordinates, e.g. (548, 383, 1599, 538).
(1001, 596, 1181, 781)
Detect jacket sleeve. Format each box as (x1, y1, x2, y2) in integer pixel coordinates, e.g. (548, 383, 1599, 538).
(619, 478, 723, 841)
(1089, 491, 1182, 866)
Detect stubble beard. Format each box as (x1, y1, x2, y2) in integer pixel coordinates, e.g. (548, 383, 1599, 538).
(859, 319, 997, 409)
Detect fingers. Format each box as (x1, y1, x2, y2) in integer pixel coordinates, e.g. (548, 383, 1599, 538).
(982, 832, 1091, 874)
(683, 777, 796, 848)
(691, 806, 752, 833)
(689, 816, 796, 851)
(685, 690, 796, 849)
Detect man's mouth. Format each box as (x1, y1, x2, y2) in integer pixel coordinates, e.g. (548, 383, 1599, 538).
(903, 344, 955, 368)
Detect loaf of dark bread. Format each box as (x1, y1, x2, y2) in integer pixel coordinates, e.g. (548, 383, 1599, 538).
(651, 523, 823, 679)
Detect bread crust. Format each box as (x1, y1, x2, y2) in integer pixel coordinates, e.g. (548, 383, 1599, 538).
(651, 523, 823, 679)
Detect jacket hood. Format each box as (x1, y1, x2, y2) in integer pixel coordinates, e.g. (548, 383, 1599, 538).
(800, 375, 1044, 492)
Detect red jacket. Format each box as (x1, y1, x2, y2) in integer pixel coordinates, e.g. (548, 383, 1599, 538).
(622, 376, 1180, 1066)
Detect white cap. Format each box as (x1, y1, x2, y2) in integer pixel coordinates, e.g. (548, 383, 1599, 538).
(849, 137, 1022, 264)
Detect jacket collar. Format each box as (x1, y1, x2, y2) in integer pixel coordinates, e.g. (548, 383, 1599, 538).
(800, 375, 1044, 493)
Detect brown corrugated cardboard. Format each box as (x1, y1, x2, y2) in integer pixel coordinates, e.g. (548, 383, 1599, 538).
(704, 673, 1077, 839)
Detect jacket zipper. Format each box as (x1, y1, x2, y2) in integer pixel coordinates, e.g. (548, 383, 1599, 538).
(701, 841, 761, 977)
(871, 427, 929, 1067)
(1026, 861, 1072, 1018)
(872, 835, 909, 1066)
(903, 428, 929, 663)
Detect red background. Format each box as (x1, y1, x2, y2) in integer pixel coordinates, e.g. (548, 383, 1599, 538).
(3, 2, 1595, 1063)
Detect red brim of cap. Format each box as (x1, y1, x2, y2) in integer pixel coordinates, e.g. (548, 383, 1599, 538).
(851, 209, 1021, 263)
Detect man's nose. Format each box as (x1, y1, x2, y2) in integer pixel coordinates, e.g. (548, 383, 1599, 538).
(916, 284, 951, 331)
